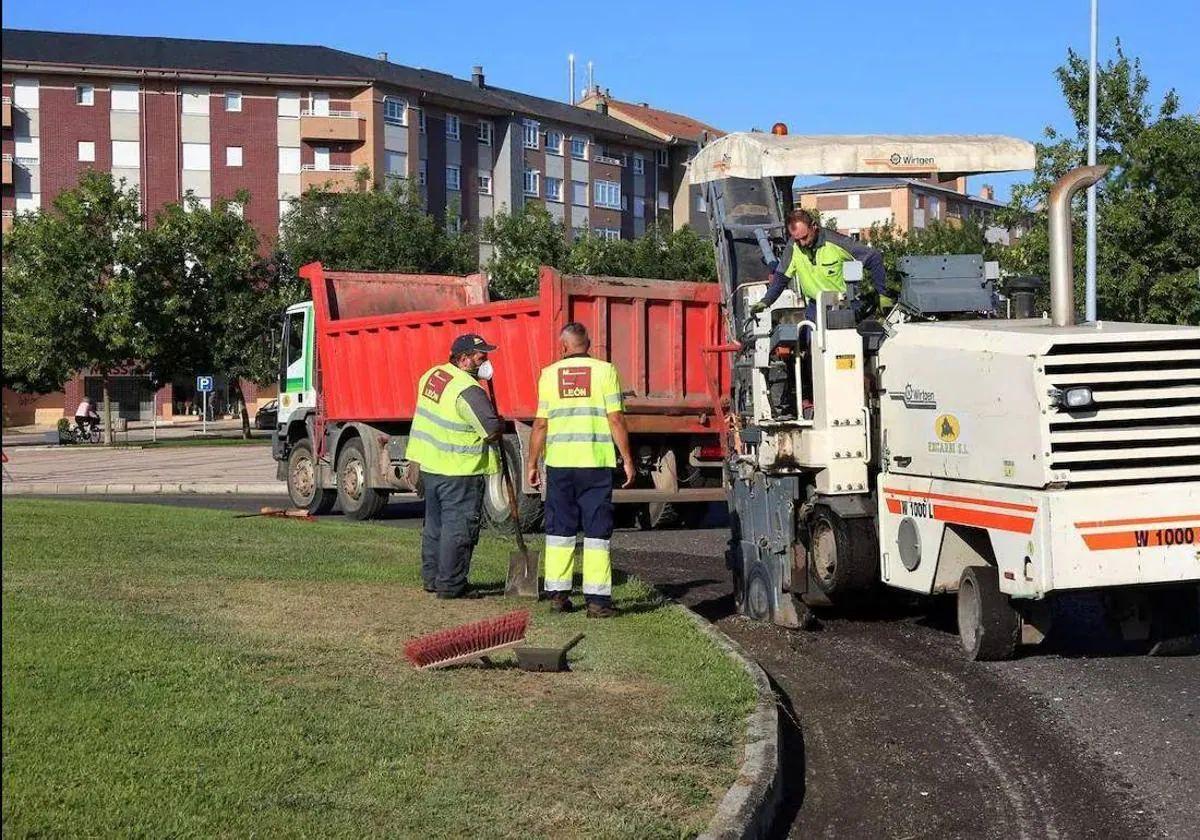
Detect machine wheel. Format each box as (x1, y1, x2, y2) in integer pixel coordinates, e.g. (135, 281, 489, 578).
(336, 438, 389, 521)
(639, 449, 680, 530)
(808, 506, 878, 598)
(957, 565, 1020, 661)
(287, 439, 336, 515)
(483, 436, 544, 532)
(744, 565, 774, 622)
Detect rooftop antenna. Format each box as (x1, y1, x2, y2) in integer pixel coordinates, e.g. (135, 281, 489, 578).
(568, 54, 575, 105)
(587, 60, 594, 95)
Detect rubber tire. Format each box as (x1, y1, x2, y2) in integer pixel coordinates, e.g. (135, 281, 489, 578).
(483, 436, 545, 533)
(287, 439, 336, 515)
(957, 565, 1020, 661)
(335, 438, 389, 521)
(808, 507, 878, 599)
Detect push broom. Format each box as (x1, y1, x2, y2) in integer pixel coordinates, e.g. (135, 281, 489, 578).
(404, 609, 531, 670)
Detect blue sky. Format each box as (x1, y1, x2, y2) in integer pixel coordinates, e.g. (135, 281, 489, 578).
(5, 1, 1197, 199)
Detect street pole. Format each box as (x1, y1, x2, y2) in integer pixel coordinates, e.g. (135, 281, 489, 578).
(152, 388, 158, 443)
(1085, 0, 1099, 322)
(202, 390, 208, 436)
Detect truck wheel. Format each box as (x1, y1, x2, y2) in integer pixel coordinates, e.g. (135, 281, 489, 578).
(336, 438, 389, 521)
(957, 565, 1019, 661)
(808, 507, 878, 598)
(483, 436, 544, 532)
(287, 440, 336, 515)
(639, 449, 680, 530)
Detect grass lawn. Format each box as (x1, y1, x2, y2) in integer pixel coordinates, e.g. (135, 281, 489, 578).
(2, 499, 755, 839)
(131, 435, 272, 448)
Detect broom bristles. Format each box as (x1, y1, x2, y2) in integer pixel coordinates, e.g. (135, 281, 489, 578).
(404, 609, 530, 668)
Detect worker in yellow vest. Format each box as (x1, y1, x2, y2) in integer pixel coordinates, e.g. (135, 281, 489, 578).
(405, 334, 503, 599)
(526, 323, 635, 618)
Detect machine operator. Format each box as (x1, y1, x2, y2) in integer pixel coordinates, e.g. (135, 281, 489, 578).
(526, 323, 635, 618)
(405, 333, 503, 600)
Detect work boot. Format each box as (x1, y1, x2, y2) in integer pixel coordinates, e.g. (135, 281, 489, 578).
(586, 601, 617, 619)
(548, 593, 575, 613)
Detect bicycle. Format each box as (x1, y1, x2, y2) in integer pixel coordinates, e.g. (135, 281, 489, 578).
(68, 422, 102, 445)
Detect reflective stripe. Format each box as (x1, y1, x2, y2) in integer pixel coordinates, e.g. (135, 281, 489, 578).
(545, 534, 578, 548)
(547, 406, 607, 419)
(546, 433, 612, 444)
(582, 537, 610, 552)
(544, 578, 573, 592)
(414, 405, 474, 433)
(604, 393, 623, 406)
(409, 429, 485, 454)
(582, 582, 612, 596)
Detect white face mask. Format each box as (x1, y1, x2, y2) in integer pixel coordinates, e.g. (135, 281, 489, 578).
(476, 359, 494, 381)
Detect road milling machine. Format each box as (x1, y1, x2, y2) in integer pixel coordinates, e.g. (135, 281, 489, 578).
(692, 131, 1200, 659)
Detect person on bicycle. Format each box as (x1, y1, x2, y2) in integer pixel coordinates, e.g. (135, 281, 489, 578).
(75, 397, 100, 435)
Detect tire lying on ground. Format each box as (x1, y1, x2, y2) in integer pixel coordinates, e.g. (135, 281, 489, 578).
(336, 438, 389, 521)
(287, 439, 336, 515)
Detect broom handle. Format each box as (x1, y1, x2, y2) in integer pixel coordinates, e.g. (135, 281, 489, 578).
(485, 380, 529, 555)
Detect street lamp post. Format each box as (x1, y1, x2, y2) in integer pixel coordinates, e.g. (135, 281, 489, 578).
(1085, 0, 1099, 322)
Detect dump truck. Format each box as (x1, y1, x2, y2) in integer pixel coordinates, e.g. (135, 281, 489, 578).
(272, 264, 728, 526)
(692, 131, 1200, 659)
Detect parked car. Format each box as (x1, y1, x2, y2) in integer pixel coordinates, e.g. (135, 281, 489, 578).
(254, 399, 278, 430)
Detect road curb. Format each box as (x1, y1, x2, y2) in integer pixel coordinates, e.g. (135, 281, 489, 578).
(681, 607, 782, 840)
(2, 482, 287, 496)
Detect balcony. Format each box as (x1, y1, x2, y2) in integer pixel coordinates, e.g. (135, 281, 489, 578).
(300, 164, 363, 193)
(593, 154, 623, 166)
(299, 110, 365, 143)
(2, 154, 12, 185)
(2, 97, 11, 129)
(2, 210, 12, 233)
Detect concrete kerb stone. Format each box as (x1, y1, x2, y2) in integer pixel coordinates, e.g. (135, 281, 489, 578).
(680, 606, 782, 840)
(2, 482, 287, 496)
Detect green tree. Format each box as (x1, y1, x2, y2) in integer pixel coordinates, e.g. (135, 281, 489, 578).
(482, 203, 569, 298)
(2, 171, 142, 442)
(279, 178, 476, 276)
(998, 40, 1198, 325)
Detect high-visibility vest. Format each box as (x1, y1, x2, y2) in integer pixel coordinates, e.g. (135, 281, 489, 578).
(538, 356, 623, 469)
(785, 238, 853, 301)
(406, 363, 499, 476)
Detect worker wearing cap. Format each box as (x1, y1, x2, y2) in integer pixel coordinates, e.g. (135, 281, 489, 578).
(406, 334, 503, 599)
(526, 323, 635, 618)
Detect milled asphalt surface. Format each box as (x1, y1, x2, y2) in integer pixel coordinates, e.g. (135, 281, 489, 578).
(13, 493, 1199, 839)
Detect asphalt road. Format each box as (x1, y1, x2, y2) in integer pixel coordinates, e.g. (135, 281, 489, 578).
(24, 494, 1200, 839)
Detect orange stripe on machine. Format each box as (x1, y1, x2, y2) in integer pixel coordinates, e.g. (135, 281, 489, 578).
(882, 488, 1037, 534)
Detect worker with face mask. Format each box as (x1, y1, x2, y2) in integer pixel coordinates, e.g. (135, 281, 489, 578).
(405, 333, 503, 598)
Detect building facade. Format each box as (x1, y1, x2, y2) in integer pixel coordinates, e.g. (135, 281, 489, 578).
(1, 29, 674, 425)
(794, 176, 1017, 244)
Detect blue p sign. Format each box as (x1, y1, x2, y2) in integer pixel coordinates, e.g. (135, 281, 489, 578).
(196, 376, 214, 393)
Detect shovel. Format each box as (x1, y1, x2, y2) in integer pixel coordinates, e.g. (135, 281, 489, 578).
(486, 382, 540, 598)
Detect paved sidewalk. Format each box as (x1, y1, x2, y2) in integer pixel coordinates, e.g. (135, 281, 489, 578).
(3, 419, 264, 448)
(1, 445, 285, 495)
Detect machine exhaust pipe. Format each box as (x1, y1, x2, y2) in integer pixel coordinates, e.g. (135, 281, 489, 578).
(1048, 164, 1109, 326)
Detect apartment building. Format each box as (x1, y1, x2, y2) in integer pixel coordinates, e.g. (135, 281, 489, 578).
(1, 29, 670, 425)
(794, 176, 1018, 244)
(576, 90, 723, 234)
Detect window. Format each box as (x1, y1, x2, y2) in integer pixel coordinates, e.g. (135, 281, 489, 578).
(571, 227, 586, 242)
(278, 199, 294, 224)
(545, 177, 563, 202)
(278, 147, 301, 174)
(285, 310, 305, 371)
(634, 197, 645, 219)
(385, 150, 407, 178)
(111, 83, 139, 112)
(571, 180, 588, 206)
(13, 78, 38, 109)
(477, 120, 493, 145)
(445, 114, 460, 140)
(658, 190, 670, 210)
(75, 84, 94, 106)
(418, 109, 426, 133)
(225, 91, 242, 112)
(111, 140, 139, 168)
(570, 136, 588, 159)
(184, 196, 212, 212)
(384, 97, 408, 126)
(182, 143, 210, 171)
(15, 137, 39, 161)
(418, 160, 427, 187)
(524, 169, 540, 196)
(656, 148, 669, 167)
(77, 141, 95, 162)
(633, 154, 644, 175)
(847, 193, 860, 210)
(523, 119, 539, 149)
(928, 196, 940, 218)
(15, 193, 40, 213)
(598, 228, 621, 241)
(312, 147, 331, 171)
(181, 86, 209, 115)
(695, 191, 707, 213)
(226, 146, 243, 167)
(447, 164, 461, 191)
(277, 91, 301, 118)
(546, 130, 563, 155)
(594, 179, 621, 209)
(477, 173, 492, 195)
(309, 91, 330, 116)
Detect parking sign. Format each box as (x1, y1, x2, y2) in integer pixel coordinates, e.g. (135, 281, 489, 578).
(196, 375, 214, 393)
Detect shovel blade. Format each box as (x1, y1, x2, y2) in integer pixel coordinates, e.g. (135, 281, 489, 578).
(506, 550, 540, 598)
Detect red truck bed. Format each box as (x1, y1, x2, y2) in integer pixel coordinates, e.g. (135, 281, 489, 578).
(301, 262, 727, 435)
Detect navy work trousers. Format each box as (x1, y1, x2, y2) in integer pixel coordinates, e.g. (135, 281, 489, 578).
(420, 471, 486, 596)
